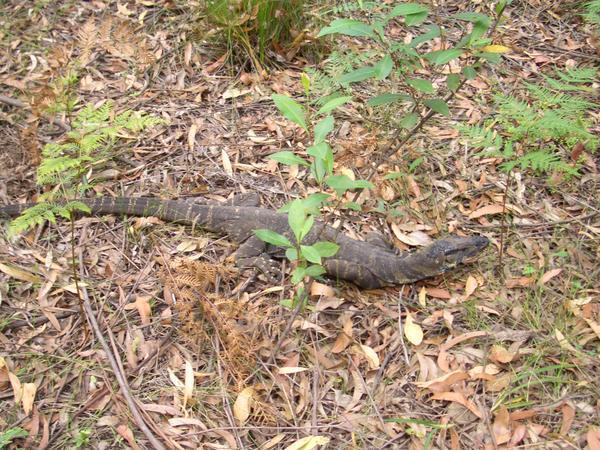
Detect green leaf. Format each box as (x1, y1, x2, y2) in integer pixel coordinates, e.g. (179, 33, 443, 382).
(343, 201, 362, 211)
(305, 265, 327, 278)
(316, 96, 353, 115)
(272, 94, 308, 131)
(446, 73, 461, 92)
(404, 12, 428, 26)
(399, 112, 420, 129)
(291, 266, 306, 284)
(424, 98, 450, 117)
(453, 12, 491, 26)
(313, 115, 334, 144)
(300, 245, 322, 264)
(388, 3, 429, 18)
(339, 66, 378, 84)
(288, 199, 307, 242)
(0, 427, 29, 447)
(326, 175, 374, 196)
(300, 215, 315, 242)
(410, 25, 441, 48)
(269, 151, 310, 167)
(285, 247, 298, 261)
(313, 241, 340, 257)
(409, 156, 424, 172)
(300, 72, 310, 95)
(384, 171, 404, 180)
(476, 52, 502, 64)
(408, 78, 435, 94)
(255, 229, 293, 247)
(463, 66, 477, 80)
(375, 55, 394, 80)
(367, 93, 412, 107)
(317, 19, 375, 38)
(424, 48, 464, 65)
(307, 142, 333, 182)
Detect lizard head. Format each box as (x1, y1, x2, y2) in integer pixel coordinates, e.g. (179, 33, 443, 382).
(422, 235, 489, 273)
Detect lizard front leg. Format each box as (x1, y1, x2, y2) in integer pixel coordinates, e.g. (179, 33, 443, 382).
(235, 235, 282, 283)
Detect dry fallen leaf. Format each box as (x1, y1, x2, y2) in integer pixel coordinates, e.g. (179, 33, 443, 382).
(492, 406, 511, 444)
(404, 312, 424, 346)
(468, 204, 504, 219)
(431, 391, 483, 419)
(233, 387, 255, 424)
(284, 435, 330, 450)
(358, 344, 380, 369)
(22, 382, 37, 415)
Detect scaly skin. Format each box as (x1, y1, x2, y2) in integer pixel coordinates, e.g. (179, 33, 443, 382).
(0, 197, 489, 288)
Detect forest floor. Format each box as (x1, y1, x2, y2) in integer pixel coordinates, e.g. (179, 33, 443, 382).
(0, 1, 598, 449)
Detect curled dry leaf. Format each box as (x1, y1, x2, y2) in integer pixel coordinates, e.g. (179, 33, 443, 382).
(431, 391, 483, 419)
(233, 387, 255, 424)
(358, 344, 380, 370)
(492, 406, 511, 445)
(284, 435, 330, 450)
(404, 312, 423, 346)
(22, 383, 37, 415)
(464, 275, 478, 300)
(489, 344, 518, 364)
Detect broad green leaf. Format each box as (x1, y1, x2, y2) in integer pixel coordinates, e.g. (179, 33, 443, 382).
(326, 175, 374, 196)
(404, 11, 428, 26)
(285, 247, 298, 261)
(424, 48, 464, 65)
(388, 3, 429, 18)
(410, 25, 441, 48)
(316, 96, 353, 115)
(408, 78, 435, 94)
(269, 151, 310, 167)
(399, 112, 419, 129)
(272, 94, 307, 131)
(446, 73, 461, 92)
(300, 245, 321, 264)
(344, 201, 361, 211)
(375, 55, 394, 80)
(317, 19, 375, 38)
(477, 52, 502, 64)
(463, 66, 477, 80)
(291, 266, 306, 284)
(367, 93, 412, 107)
(307, 142, 333, 182)
(305, 265, 327, 278)
(424, 98, 450, 117)
(469, 21, 490, 43)
(313, 115, 334, 144)
(300, 215, 314, 241)
(453, 12, 491, 26)
(313, 241, 340, 257)
(339, 66, 378, 84)
(255, 229, 293, 247)
(288, 199, 307, 242)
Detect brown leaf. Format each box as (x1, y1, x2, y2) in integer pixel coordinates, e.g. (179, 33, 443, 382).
(587, 427, 600, 450)
(539, 268, 563, 285)
(233, 387, 255, 424)
(468, 204, 504, 219)
(116, 425, 141, 450)
(22, 383, 37, 415)
(559, 403, 575, 436)
(492, 406, 511, 444)
(431, 391, 483, 419)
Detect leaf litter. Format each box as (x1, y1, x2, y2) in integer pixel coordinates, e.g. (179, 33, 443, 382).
(0, 0, 598, 448)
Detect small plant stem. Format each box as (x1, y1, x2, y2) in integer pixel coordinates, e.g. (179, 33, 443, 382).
(69, 216, 89, 338)
(498, 170, 511, 278)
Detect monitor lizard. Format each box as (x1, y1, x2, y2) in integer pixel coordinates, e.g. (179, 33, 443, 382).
(0, 197, 489, 289)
